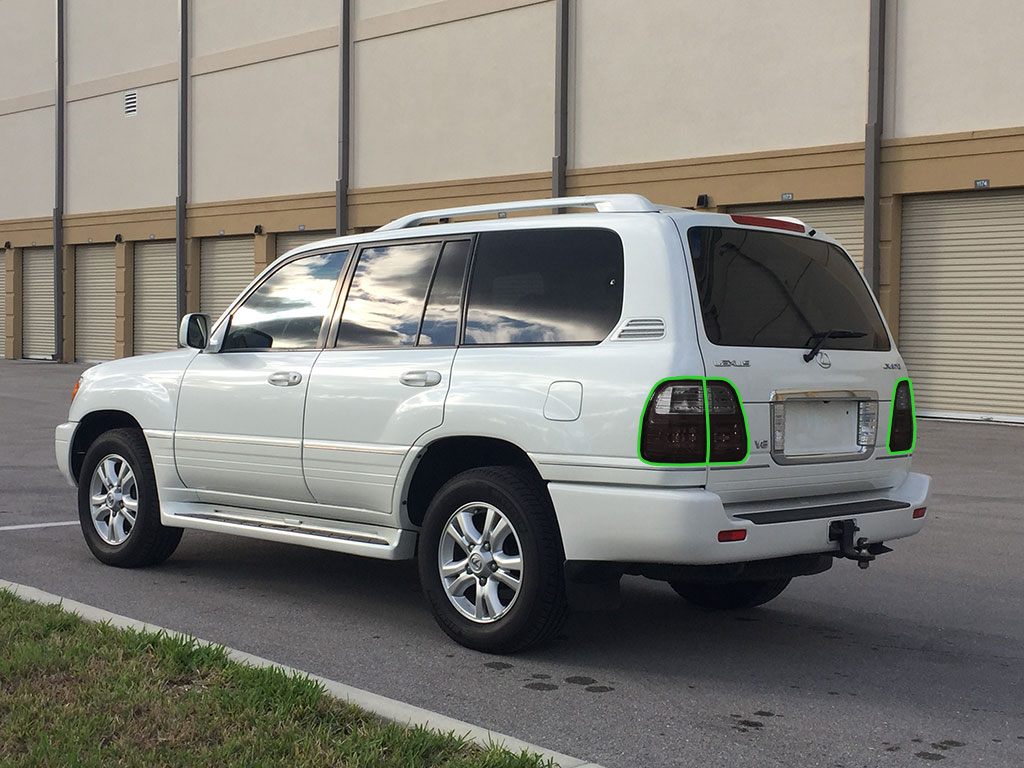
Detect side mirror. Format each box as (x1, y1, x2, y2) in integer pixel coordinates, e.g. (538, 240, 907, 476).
(179, 313, 210, 350)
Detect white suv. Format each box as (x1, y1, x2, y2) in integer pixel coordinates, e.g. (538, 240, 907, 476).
(56, 195, 930, 653)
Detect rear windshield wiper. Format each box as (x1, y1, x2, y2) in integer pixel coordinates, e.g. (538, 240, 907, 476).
(803, 329, 867, 362)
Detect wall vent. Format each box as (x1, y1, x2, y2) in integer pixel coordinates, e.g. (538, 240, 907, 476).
(615, 318, 666, 341)
(123, 90, 138, 116)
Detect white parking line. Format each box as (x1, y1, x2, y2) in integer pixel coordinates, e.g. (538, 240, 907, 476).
(0, 520, 79, 532)
(0, 579, 604, 768)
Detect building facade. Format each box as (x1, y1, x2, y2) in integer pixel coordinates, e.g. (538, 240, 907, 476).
(2, 0, 1023, 422)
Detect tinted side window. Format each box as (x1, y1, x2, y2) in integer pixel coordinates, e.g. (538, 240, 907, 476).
(418, 240, 470, 347)
(464, 229, 624, 345)
(222, 250, 347, 351)
(337, 242, 441, 347)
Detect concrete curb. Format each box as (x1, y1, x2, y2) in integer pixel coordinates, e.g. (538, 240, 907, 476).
(1, 579, 604, 768)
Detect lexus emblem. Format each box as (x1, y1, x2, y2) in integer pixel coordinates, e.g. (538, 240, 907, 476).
(816, 351, 832, 369)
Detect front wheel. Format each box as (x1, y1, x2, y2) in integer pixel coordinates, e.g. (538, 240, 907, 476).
(418, 466, 567, 654)
(669, 577, 791, 610)
(78, 428, 182, 568)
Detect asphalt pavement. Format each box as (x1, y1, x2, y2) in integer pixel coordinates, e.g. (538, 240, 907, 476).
(2, 359, 1022, 767)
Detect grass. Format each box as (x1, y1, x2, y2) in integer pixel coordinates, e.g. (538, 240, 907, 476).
(0, 590, 554, 767)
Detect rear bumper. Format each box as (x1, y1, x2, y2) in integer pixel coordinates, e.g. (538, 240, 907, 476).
(549, 471, 930, 565)
(55, 422, 78, 488)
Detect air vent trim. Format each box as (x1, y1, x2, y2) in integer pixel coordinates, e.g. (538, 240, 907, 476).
(615, 317, 666, 341)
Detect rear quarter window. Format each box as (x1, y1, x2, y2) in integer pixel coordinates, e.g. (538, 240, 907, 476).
(464, 228, 623, 345)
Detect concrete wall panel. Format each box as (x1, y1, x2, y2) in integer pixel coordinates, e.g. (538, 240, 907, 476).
(191, 49, 339, 203)
(193, 0, 339, 57)
(66, 0, 177, 84)
(1, 0, 55, 100)
(889, 0, 1024, 139)
(66, 82, 176, 214)
(574, 0, 870, 169)
(352, 2, 554, 188)
(0, 108, 55, 220)
(354, 0, 445, 22)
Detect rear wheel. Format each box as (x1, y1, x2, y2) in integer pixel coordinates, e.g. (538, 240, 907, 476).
(418, 466, 567, 653)
(669, 577, 791, 610)
(78, 428, 182, 568)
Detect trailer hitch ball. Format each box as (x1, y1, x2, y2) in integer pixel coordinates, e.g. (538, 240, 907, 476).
(828, 519, 893, 569)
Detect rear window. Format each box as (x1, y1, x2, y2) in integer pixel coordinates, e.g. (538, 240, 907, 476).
(464, 229, 623, 345)
(687, 227, 890, 351)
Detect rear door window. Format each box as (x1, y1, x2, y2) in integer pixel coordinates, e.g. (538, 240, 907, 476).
(419, 240, 470, 347)
(336, 242, 442, 347)
(464, 228, 623, 345)
(687, 227, 890, 351)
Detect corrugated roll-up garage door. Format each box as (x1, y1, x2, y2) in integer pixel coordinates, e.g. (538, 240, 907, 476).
(200, 236, 254, 320)
(75, 244, 116, 362)
(133, 240, 178, 355)
(22, 247, 54, 359)
(275, 230, 333, 258)
(730, 199, 865, 267)
(0, 257, 6, 357)
(899, 189, 1024, 422)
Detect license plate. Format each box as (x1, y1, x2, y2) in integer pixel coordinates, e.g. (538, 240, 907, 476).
(783, 399, 858, 456)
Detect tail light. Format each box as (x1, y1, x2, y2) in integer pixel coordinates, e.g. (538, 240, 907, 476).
(888, 379, 915, 453)
(640, 379, 748, 464)
(707, 380, 748, 462)
(640, 380, 706, 464)
(857, 400, 878, 447)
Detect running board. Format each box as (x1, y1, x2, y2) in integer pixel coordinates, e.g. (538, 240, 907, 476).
(162, 503, 416, 561)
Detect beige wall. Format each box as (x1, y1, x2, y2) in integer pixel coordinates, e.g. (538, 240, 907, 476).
(887, 0, 1024, 139)
(192, 0, 339, 57)
(0, 107, 55, 220)
(66, 0, 177, 85)
(0, 0, 55, 101)
(191, 48, 339, 203)
(353, 0, 438, 21)
(0, 0, 55, 222)
(352, 1, 555, 188)
(573, 0, 870, 169)
(66, 83, 177, 215)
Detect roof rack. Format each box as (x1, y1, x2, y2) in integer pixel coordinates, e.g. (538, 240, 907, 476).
(376, 194, 659, 231)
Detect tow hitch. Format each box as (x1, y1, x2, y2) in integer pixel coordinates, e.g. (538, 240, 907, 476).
(828, 519, 892, 569)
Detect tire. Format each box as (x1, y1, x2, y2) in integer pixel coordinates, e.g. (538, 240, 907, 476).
(78, 427, 182, 568)
(417, 466, 567, 654)
(669, 577, 791, 610)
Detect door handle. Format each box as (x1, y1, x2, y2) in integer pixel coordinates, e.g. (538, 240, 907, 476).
(400, 370, 442, 387)
(267, 371, 303, 387)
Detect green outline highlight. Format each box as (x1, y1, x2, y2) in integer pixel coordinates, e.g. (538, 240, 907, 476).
(637, 377, 750, 466)
(887, 377, 916, 454)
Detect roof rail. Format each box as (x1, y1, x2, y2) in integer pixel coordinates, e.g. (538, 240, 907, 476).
(376, 194, 659, 231)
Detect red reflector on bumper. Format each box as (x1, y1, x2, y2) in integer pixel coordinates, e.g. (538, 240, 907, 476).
(718, 530, 747, 542)
(912, 507, 926, 519)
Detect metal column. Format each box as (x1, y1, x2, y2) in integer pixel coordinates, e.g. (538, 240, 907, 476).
(175, 0, 189, 322)
(336, 0, 351, 236)
(53, 0, 65, 360)
(552, 0, 569, 199)
(863, 0, 886, 297)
